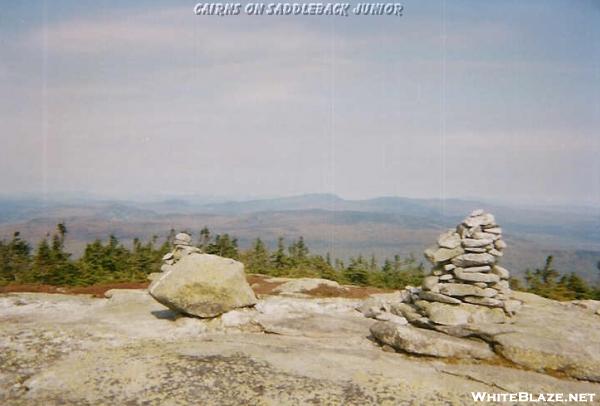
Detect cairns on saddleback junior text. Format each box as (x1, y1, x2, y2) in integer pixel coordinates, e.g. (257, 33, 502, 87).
(194, 2, 404, 16)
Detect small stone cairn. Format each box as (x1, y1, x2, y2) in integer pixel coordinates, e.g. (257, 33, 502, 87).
(161, 232, 201, 268)
(420, 209, 520, 315)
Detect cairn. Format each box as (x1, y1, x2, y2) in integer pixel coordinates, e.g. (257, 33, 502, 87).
(161, 232, 201, 268)
(420, 210, 520, 315)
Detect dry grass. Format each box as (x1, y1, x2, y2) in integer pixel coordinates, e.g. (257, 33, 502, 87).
(1, 275, 394, 300)
(0, 282, 149, 298)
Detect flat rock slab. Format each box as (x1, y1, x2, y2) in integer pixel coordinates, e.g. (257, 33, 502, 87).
(491, 292, 600, 382)
(370, 321, 495, 359)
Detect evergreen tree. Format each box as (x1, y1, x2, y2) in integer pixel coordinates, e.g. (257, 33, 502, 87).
(271, 237, 288, 270)
(344, 256, 369, 286)
(245, 238, 271, 274)
(198, 227, 211, 251)
(563, 273, 589, 300)
(206, 234, 239, 259)
(0, 232, 32, 284)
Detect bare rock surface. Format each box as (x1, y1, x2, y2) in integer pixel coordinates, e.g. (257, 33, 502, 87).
(272, 278, 345, 297)
(490, 291, 600, 382)
(1, 289, 599, 405)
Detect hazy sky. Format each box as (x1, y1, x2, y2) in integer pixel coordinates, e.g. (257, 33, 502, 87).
(1, 0, 599, 205)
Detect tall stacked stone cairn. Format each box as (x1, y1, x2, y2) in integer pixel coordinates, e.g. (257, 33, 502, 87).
(367, 210, 524, 360)
(420, 209, 521, 317)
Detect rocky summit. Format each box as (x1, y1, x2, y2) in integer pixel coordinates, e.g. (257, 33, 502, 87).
(1, 223, 600, 404)
(149, 233, 257, 318)
(2, 284, 599, 405)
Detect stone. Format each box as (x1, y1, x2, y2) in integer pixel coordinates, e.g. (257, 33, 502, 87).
(359, 304, 385, 318)
(439, 283, 489, 298)
(374, 312, 409, 325)
(492, 265, 510, 279)
(422, 276, 439, 291)
(419, 291, 462, 305)
(432, 322, 517, 339)
(175, 245, 202, 257)
(451, 253, 496, 267)
(462, 238, 494, 248)
(464, 213, 495, 228)
(489, 249, 503, 257)
(491, 280, 510, 292)
(437, 230, 461, 249)
(454, 269, 500, 284)
(482, 288, 498, 298)
(456, 224, 470, 238)
(465, 247, 487, 253)
(432, 270, 442, 276)
(443, 264, 456, 271)
(421, 302, 507, 325)
(569, 300, 600, 312)
(470, 209, 484, 217)
(369, 290, 412, 305)
(503, 299, 522, 314)
(370, 322, 494, 359)
(484, 227, 502, 234)
(390, 302, 425, 323)
(273, 278, 343, 296)
(472, 231, 500, 240)
(162, 252, 174, 261)
(173, 232, 192, 246)
(473, 282, 487, 288)
(425, 246, 464, 264)
(460, 265, 491, 273)
(149, 253, 257, 318)
(439, 274, 452, 281)
(419, 302, 470, 325)
(494, 239, 507, 250)
(357, 298, 389, 318)
(463, 296, 503, 308)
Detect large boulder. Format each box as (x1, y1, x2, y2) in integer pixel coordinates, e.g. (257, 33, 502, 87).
(149, 253, 257, 318)
(370, 321, 494, 359)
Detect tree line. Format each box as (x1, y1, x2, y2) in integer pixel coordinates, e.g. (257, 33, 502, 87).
(0, 223, 599, 300)
(512, 256, 600, 301)
(0, 224, 424, 289)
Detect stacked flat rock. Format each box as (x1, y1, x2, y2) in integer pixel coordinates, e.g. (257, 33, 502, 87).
(421, 210, 519, 315)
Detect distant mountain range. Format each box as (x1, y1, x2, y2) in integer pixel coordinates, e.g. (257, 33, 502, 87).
(0, 194, 599, 282)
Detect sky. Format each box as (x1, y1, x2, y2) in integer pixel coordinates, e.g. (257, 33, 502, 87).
(0, 0, 599, 206)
